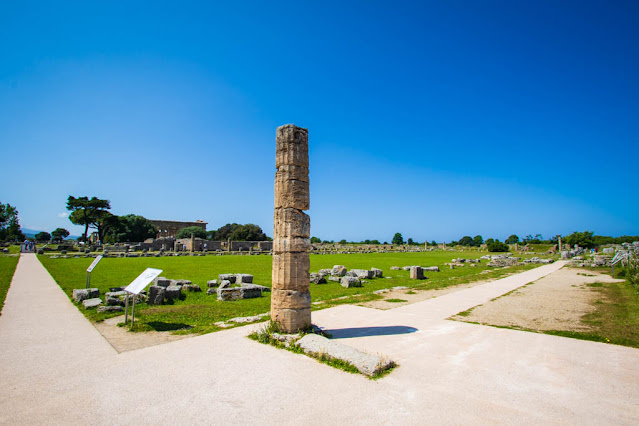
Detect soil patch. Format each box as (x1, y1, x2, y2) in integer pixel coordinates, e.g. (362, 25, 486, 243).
(450, 267, 624, 332)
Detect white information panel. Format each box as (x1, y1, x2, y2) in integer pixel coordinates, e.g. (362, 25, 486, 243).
(87, 255, 104, 273)
(124, 268, 163, 295)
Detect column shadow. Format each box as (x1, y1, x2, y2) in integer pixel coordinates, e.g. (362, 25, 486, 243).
(325, 326, 418, 339)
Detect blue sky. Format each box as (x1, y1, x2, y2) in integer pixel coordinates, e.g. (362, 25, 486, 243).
(1, 1, 638, 242)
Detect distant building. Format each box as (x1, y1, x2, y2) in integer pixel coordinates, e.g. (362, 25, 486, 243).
(150, 220, 207, 238)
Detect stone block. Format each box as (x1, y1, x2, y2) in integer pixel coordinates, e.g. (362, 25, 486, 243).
(328, 276, 341, 282)
(390, 266, 400, 271)
(273, 237, 310, 253)
(272, 252, 310, 290)
(147, 286, 165, 305)
(270, 307, 311, 332)
(235, 274, 253, 284)
(296, 334, 394, 377)
(371, 268, 383, 278)
(106, 296, 124, 306)
(185, 284, 202, 292)
(165, 285, 183, 300)
(274, 166, 310, 210)
(82, 298, 102, 309)
(331, 265, 347, 276)
(422, 266, 439, 272)
(72, 289, 89, 303)
(207, 288, 217, 296)
(276, 124, 309, 168)
(207, 279, 218, 288)
(340, 277, 362, 288)
(217, 287, 242, 301)
(351, 269, 373, 279)
(274, 208, 310, 238)
(310, 273, 327, 284)
(97, 306, 123, 313)
(271, 289, 311, 310)
(154, 277, 172, 288)
(218, 274, 236, 283)
(219, 280, 232, 289)
(239, 285, 263, 299)
(410, 266, 425, 280)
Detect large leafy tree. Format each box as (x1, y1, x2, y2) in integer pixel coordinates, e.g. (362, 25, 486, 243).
(176, 226, 208, 239)
(114, 215, 158, 242)
(473, 235, 484, 246)
(0, 201, 26, 242)
(392, 232, 404, 245)
(564, 231, 595, 249)
(51, 228, 70, 242)
(66, 196, 111, 242)
(505, 234, 520, 244)
(35, 232, 51, 242)
(458, 235, 474, 246)
(208, 223, 268, 241)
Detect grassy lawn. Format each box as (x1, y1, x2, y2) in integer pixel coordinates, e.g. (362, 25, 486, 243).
(0, 256, 20, 315)
(39, 251, 542, 335)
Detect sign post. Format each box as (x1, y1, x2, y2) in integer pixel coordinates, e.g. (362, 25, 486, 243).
(86, 255, 103, 289)
(123, 268, 163, 327)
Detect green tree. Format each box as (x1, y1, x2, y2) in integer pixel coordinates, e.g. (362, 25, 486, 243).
(310, 236, 321, 243)
(66, 196, 111, 242)
(564, 231, 595, 249)
(51, 228, 70, 242)
(208, 223, 268, 241)
(0, 202, 25, 242)
(473, 235, 483, 246)
(458, 236, 474, 246)
(392, 233, 404, 245)
(176, 226, 208, 239)
(407, 238, 414, 245)
(430, 240, 437, 246)
(113, 215, 158, 242)
(505, 234, 519, 244)
(339, 239, 347, 244)
(487, 239, 509, 252)
(35, 232, 51, 242)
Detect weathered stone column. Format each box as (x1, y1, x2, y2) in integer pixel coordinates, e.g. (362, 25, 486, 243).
(558, 236, 562, 252)
(271, 124, 311, 333)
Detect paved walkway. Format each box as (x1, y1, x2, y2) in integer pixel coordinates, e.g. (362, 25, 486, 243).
(1, 255, 638, 424)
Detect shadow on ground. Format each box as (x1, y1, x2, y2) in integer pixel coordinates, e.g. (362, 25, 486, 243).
(146, 321, 192, 332)
(326, 326, 418, 339)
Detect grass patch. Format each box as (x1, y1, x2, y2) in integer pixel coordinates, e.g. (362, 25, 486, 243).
(385, 298, 408, 303)
(38, 251, 542, 335)
(405, 290, 416, 294)
(0, 256, 20, 315)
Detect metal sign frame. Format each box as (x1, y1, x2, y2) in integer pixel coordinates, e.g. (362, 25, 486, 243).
(85, 255, 104, 289)
(123, 268, 163, 327)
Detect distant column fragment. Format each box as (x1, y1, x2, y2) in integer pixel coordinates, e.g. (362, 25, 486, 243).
(271, 124, 311, 333)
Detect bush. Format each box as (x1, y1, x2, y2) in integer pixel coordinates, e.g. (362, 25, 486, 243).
(487, 240, 509, 252)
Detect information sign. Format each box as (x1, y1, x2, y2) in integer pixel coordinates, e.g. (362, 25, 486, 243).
(124, 268, 163, 295)
(87, 255, 103, 273)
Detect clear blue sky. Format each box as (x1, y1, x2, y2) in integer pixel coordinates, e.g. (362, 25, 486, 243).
(1, 1, 638, 242)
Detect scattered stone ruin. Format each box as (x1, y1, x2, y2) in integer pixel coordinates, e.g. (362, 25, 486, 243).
(271, 124, 312, 333)
(150, 219, 207, 238)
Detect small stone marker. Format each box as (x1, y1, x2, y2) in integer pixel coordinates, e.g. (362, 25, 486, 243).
(410, 266, 425, 280)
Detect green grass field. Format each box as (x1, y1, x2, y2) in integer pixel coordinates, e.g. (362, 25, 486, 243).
(39, 251, 541, 334)
(0, 256, 20, 315)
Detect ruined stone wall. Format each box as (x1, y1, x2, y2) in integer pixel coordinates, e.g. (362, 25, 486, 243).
(271, 124, 311, 333)
(150, 220, 207, 238)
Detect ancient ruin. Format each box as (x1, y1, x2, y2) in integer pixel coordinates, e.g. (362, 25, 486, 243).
(271, 124, 311, 333)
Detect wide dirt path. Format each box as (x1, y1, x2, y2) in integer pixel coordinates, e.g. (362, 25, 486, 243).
(1, 255, 638, 424)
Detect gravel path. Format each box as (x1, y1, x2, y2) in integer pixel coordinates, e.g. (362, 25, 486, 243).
(450, 267, 624, 331)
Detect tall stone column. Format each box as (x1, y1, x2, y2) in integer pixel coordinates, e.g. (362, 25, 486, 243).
(558, 236, 562, 252)
(271, 124, 311, 333)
